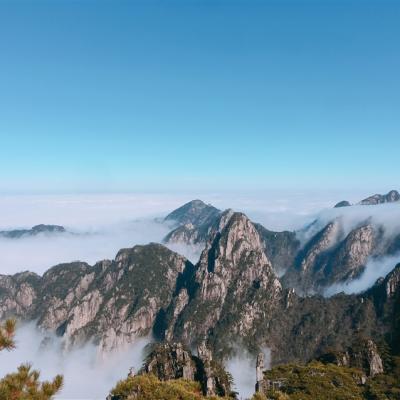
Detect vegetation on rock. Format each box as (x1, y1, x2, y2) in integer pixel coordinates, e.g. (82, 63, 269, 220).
(109, 374, 228, 400)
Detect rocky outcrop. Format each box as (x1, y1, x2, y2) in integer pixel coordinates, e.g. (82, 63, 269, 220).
(283, 222, 377, 293)
(164, 200, 220, 227)
(0, 244, 193, 352)
(165, 211, 282, 347)
(254, 224, 300, 276)
(360, 190, 400, 205)
(163, 201, 221, 246)
(255, 352, 265, 393)
(384, 263, 400, 298)
(163, 200, 220, 241)
(142, 342, 196, 381)
(0, 224, 66, 239)
(0, 272, 40, 319)
(318, 338, 384, 377)
(140, 342, 232, 397)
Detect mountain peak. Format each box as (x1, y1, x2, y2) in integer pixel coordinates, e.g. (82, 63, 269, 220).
(360, 190, 400, 205)
(334, 200, 351, 208)
(164, 200, 220, 227)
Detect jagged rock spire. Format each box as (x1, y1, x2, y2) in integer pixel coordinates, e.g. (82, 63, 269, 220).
(255, 352, 265, 393)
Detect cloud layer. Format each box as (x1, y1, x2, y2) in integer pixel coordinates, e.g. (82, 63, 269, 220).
(0, 191, 339, 275)
(0, 322, 150, 400)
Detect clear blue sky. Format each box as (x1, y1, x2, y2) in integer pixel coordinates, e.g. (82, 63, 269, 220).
(0, 0, 399, 193)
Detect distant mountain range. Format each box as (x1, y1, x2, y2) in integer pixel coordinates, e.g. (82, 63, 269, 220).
(0, 224, 66, 239)
(334, 189, 400, 208)
(1, 195, 399, 378)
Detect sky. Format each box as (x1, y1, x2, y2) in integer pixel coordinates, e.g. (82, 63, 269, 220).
(0, 0, 399, 193)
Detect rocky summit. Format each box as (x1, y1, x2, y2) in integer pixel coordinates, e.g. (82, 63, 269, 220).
(360, 190, 400, 205)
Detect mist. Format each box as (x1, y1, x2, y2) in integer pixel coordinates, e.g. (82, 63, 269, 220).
(325, 251, 400, 296)
(0, 192, 344, 275)
(226, 348, 271, 400)
(301, 202, 400, 243)
(0, 322, 150, 400)
(301, 203, 400, 296)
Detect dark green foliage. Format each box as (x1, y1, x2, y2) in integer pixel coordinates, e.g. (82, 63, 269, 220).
(0, 364, 63, 400)
(0, 319, 16, 351)
(262, 361, 366, 400)
(257, 357, 400, 400)
(110, 374, 226, 400)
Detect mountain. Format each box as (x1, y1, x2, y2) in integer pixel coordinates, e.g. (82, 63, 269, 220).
(1, 201, 400, 373)
(253, 224, 300, 276)
(162, 210, 283, 351)
(163, 201, 300, 277)
(163, 200, 221, 245)
(332, 190, 400, 208)
(164, 199, 221, 228)
(0, 243, 193, 351)
(360, 190, 400, 205)
(283, 221, 379, 293)
(334, 200, 351, 208)
(0, 224, 66, 239)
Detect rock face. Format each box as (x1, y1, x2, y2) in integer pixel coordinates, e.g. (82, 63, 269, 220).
(0, 224, 66, 238)
(142, 342, 196, 381)
(0, 271, 40, 318)
(164, 200, 220, 227)
(140, 342, 232, 397)
(164, 200, 400, 295)
(0, 243, 192, 351)
(318, 338, 384, 377)
(283, 221, 377, 293)
(360, 190, 400, 205)
(255, 353, 265, 393)
(385, 263, 400, 298)
(164, 211, 282, 347)
(254, 223, 300, 276)
(163, 200, 221, 245)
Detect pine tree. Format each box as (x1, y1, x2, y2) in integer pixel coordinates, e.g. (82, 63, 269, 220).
(0, 319, 63, 400)
(0, 319, 16, 351)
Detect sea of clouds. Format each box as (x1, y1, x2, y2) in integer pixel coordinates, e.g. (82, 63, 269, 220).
(0, 190, 399, 399)
(0, 191, 339, 275)
(0, 190, 368, 275)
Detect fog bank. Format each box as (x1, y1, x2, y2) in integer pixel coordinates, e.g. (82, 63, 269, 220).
(0, 322, 149, 400)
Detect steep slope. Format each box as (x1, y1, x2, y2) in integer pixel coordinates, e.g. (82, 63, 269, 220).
(283, 221, 380, 294)
(164, 200, 220, 228)
(163, 210, 283, 351)
(0, 244, 194, 351)
(254, 223, 300, 276)
(163, 211, 399, 366)
(163, 200, 221, 245)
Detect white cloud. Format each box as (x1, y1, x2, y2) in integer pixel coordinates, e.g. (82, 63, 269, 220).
(226, 347, 271, 400)
(325, 251, 400, 296)
(0, 191, 344, 275)
(0, 322, 150, 400)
